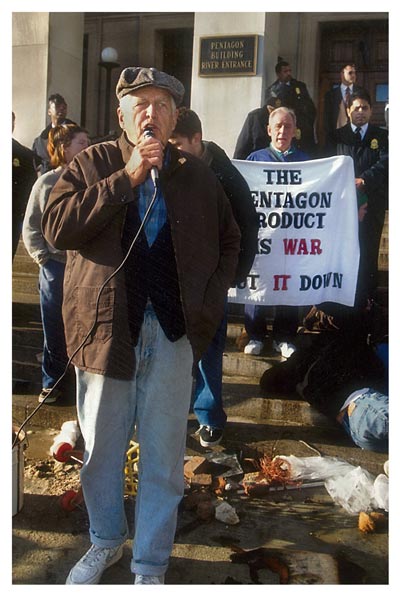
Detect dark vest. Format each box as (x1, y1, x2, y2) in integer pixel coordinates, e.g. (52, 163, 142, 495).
(122, 201, 186, 345)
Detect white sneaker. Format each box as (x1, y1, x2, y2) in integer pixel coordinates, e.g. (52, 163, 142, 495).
(244, 340, 263, 355)
(273, 341, 296, 359)
(135, 574, 165, 584)
(66, 544, 124, 584)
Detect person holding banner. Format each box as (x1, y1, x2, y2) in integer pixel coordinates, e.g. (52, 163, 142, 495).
(243, 106, 311, 358)
(170, 107, 258, 447)
(334, 89, 388, 312)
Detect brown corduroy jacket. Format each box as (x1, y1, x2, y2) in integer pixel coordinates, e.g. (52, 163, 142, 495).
(42, 134, 241, 379)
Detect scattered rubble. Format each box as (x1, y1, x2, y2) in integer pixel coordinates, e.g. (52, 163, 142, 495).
(183, 490, 215, 522)
(183, 455, 208, 478)
(183, 454, 242, 525)
(230, 546, 336, 584)
(241, 455, 301, 496)
(358, 511, 388, 533)
(25, 443, 389, 530)
(14, 429, 389, 584)
(240, 454, 390, 515)
(215, 501, 240, 525)
(230, 546, 367, 584)
(25, 456, 81, 496)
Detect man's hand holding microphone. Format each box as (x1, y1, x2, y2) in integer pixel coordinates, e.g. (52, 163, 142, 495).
(125, 126, 162, 187)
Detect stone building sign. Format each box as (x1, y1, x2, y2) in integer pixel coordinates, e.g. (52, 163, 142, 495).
(199, 35, 258, 76)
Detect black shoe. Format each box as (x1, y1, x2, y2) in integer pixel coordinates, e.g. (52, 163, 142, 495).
(38, 387, 62, 404)
(196, 425, 223, 448)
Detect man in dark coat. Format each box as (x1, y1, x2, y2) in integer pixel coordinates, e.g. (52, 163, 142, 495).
(170, 107, 258, 447)
(12, 112, 36, 259)
(264, 60, 317, 155)
(334, 89, 388, 310)
(32, 93, 76, 175)
(233, 94, 282, 160)
(323, 63, 362, 155)
(42, 67, 240, 585)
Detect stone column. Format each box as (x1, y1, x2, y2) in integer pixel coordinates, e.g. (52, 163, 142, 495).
(12, 12, 84, 147)
(190, 12, 280, 158)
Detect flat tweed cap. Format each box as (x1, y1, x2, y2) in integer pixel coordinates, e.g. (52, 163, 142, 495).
(116, 67, 185, 105)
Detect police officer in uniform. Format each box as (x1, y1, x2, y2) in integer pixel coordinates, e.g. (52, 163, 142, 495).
(265, 60, 317, 156)
(335, 89, 388, 311)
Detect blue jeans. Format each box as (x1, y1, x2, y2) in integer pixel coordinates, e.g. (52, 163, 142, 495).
(75, 308, 193, 577)
(341, 388, 388, 453)
(193, 306, 227, 429)
(39, 259, 68, 388)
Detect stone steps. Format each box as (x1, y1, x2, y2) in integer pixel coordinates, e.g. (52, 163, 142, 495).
(11, 327, 330, 431)
(10, 251, 336, 432)
(12, 272, 39, 299)
(11, 239, 385, 435)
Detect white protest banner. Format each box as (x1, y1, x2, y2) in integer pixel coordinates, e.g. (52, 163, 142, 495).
(228, 155, 360, 307)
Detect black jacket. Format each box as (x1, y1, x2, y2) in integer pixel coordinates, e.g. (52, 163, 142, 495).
(202, 141, 258, 284)
(233, 105, 270, 160)
(12, 138, 37, 258)
(323, 84, 362, 154)
(265, 78, 317, 154)
(335, 123, 388, 302)
(334, 123, 388, 204)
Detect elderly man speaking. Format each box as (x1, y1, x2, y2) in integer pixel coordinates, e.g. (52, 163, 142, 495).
(42, 67, 240, 585)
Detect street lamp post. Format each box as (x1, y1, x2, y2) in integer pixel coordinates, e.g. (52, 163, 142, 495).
(99, 47, 120, 137)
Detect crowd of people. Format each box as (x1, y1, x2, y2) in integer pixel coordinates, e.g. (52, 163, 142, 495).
(236, 64, 388, 351)
(12, 59, 388, 584)
(234, 60, 388, 462)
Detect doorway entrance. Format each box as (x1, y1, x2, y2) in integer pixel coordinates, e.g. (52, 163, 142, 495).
(317, 19, 388, 147)
(157, 28, 194, 107)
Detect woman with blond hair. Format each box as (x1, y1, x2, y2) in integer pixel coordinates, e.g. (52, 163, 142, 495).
(23, 124, 89, 403)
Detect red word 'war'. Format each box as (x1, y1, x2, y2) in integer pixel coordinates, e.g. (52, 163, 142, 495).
(283, 238, 322, 255)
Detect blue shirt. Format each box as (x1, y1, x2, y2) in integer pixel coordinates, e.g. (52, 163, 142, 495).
(247, 144, 309, 162)
(138, 147, 170, 246)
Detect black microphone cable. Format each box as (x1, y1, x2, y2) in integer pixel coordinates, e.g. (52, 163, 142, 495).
(13, 173, 160, 449)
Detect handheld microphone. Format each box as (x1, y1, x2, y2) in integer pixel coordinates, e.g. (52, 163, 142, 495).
(143, 127, 159, 186)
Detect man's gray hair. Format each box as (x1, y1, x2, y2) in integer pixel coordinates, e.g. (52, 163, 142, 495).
(269, 106, 297, 127)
